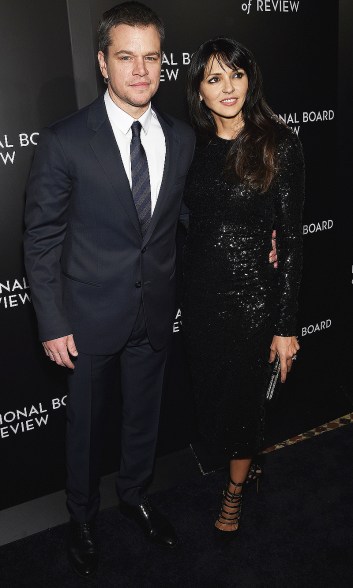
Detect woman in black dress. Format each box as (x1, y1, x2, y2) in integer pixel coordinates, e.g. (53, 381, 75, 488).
(183, 38, 304, 534)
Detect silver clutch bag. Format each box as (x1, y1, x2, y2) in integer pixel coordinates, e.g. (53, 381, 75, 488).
(266, 355, 281, 400)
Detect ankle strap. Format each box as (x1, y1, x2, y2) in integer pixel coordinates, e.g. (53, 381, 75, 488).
(229, 478, 244, 488)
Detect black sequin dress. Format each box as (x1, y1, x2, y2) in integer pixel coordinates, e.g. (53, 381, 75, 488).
(182, 126, 305, 459)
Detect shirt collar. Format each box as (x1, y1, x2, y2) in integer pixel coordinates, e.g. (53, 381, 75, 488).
(104, 90, 153, 135)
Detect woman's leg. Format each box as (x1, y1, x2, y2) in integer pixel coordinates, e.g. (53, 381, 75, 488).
(215, 458, 251, 532)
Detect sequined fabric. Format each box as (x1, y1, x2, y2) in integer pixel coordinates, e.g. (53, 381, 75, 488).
(182, 126, 305, 458)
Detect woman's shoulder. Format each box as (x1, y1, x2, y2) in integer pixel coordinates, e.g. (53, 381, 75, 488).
(270, 120, 305, 177)
(271, 118, 303, 154)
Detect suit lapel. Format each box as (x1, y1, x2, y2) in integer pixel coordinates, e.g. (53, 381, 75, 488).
(142, 110, 179, 246)
(88, 97, 141, 238)
(87, 98, 179, 244)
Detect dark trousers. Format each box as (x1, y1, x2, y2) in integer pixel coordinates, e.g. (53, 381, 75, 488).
(66, 304, 168, 523)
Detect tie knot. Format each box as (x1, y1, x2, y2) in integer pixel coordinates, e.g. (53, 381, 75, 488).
(131, 121, 142, 139)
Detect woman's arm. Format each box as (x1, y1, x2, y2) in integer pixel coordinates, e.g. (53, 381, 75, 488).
(270, 130, 305, 382)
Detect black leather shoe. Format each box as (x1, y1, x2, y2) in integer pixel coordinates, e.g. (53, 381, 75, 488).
(120, 498, 178, 548)
(68, 519, 98, 577)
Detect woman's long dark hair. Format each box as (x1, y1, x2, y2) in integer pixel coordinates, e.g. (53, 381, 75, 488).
(187, 38, 281, 192)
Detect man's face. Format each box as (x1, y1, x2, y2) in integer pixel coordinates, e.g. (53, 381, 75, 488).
(98, 24, 162, 116)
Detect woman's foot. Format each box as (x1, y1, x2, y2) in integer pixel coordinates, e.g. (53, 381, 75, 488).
(215, 479, 243, 533)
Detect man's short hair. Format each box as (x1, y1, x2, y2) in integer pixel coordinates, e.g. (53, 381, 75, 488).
(98, 1, 165, 56)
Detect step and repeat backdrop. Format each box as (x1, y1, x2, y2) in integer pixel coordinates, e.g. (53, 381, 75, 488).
(1, 0, 351, 509)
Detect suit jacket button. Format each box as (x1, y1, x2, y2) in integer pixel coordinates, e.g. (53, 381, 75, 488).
(135, 281, 142, 288)
(141, 247, 147, 253)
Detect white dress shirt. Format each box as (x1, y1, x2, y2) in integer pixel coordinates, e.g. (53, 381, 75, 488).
(104, 91, 166, 214)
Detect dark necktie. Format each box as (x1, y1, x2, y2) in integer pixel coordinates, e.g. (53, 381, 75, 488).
(130, 121, 151, 235)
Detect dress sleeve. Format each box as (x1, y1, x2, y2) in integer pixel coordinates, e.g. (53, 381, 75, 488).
(273, 130, 305, 336)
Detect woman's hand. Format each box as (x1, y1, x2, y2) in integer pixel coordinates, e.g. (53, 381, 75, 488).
(269, 335, 300, 383)
(269, 229, 278, 268)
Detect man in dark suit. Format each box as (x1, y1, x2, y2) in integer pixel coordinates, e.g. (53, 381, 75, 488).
(24, 1, 195, 577)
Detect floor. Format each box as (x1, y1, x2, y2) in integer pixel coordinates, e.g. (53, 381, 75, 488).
(1, 411, 352, 547)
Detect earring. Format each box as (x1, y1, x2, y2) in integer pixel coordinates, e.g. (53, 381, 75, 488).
(199, 94, 203, 101)
(104, 77, 109, 85)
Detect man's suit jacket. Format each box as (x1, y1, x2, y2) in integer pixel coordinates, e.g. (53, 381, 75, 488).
(24, 96, 195, 354)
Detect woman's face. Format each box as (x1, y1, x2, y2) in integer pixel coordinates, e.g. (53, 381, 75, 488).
(199, 57, 248, 121)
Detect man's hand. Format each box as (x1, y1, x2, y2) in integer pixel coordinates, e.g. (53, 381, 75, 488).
(269, 229, 278, 268)
(43, 334, 78, 369)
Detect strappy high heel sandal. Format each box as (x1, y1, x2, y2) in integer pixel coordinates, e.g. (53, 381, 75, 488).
(214, 478, 243, 537)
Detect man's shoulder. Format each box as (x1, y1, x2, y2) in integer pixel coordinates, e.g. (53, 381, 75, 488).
(154, 109, 195, 142)
(47, 96, 104, 136)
